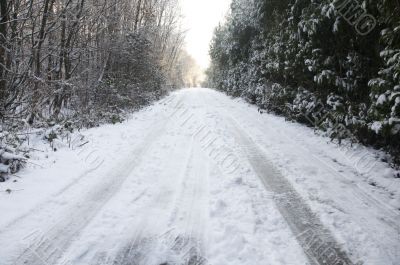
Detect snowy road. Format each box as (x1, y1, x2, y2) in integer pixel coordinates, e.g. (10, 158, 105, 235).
(0, 88, 399, 265)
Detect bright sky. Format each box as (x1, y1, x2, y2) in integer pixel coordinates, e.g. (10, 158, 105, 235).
(181, 0, 232, 70)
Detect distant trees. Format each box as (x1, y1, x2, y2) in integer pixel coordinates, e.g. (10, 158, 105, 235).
(0, 0, 191, 129)
(207, 0, 400, 163)
(176, 51, 202, 87)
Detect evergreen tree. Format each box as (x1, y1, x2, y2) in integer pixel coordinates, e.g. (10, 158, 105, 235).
(207, 0, 400, 163)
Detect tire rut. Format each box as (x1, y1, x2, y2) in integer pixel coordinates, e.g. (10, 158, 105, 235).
(110, 142, 209, 265)
(11, 97, 185, 265)
(207, 92, 400, 232)
(224, 116, 356, 265)
(166, 144, 208, 265)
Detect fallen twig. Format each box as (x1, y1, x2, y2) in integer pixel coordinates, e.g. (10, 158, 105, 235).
(78, 141, 89, 148)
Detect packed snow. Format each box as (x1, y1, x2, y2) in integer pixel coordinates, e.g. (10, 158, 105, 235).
(0, 88, 399, 265)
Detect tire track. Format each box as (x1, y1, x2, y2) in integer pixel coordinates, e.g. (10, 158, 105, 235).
(165, 144, 208, 265)
(223, 115, 355, 265)
(1, 94, 184, 237)
(109, 139, 206, 265)
(201, 91, 400, 261)
(207, 92, 400, 232)
(111, 189, 176, 265)
(11, 96, 186, 265)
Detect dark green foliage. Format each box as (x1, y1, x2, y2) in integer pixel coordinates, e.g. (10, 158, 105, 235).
(207, 0, 400, 164)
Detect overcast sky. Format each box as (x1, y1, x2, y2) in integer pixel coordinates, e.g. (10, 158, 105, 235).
(181, 0, 232, 70)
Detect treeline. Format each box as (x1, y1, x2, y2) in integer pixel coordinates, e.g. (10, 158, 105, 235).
(0, 0, 195, 129)
(207, 0, 400, 163)
(0, 0, 196, 181)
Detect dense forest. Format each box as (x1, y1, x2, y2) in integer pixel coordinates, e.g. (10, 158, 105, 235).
(0, 0, 197, 180)
(206, 0, 400, 164)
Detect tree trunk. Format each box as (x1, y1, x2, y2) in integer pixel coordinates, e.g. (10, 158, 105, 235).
(0, 0, 8, 117)
(134, 0, 142, 32)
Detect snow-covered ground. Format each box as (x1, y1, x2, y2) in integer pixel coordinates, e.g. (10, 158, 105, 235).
(0, 88, 399, 265)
